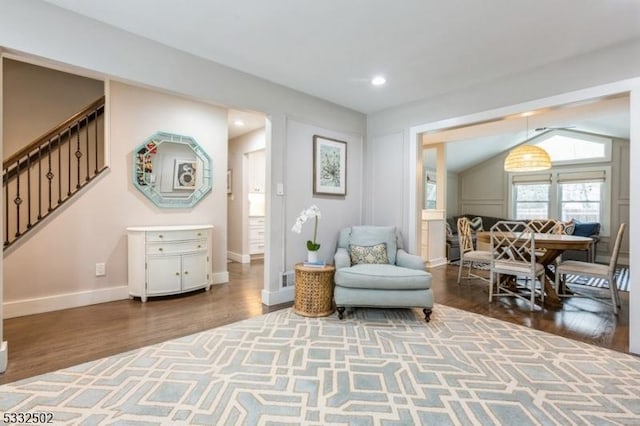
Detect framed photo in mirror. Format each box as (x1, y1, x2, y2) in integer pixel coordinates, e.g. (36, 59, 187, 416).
(173, 159, 197, 190)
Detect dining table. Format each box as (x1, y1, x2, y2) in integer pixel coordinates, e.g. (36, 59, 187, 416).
(476, 231, 593, 308)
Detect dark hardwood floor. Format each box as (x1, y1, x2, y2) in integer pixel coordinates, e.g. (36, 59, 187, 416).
(0, 261, 630, 384)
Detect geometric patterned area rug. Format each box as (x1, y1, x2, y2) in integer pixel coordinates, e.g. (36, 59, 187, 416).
(1, 305, 639, 425)
(451, 261, 631, 292)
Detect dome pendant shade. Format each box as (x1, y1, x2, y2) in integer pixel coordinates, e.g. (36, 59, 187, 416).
(504, 145, 552, 172)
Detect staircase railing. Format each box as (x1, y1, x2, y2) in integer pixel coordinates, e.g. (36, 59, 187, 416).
(3, 96, 107, 249)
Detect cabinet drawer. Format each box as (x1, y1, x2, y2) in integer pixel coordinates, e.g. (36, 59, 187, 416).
(147, 240, 208, 255)
(249, 242, 265, 254)
(249, 217, 265, 227)
(249, 227, 265, 241)
(147, 229, 208, 242)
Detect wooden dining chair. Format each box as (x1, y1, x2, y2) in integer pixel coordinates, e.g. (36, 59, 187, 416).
(456, 217, 492, 284)
(526, 218, 564, 262)
(526, 219, 563, 235)
(489, 221, 546, 311)
(554, 223, 626, 314)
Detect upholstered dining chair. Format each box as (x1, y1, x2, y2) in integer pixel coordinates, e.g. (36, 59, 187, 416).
(456, 217, 492, 284)
(554, 223, 626, 314)
(489, 221, 546, 311)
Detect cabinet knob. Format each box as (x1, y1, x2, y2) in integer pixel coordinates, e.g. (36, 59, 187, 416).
(197, 245, 201, 248)
(197, 232, 202, 236)
(158, 248, 163, 252)
(184, 271, 189, 275)
(159, 234, 164, 239)
(175, 272, 180, 276)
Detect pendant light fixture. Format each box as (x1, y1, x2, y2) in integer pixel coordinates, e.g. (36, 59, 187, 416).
(504, 115, 551, 172)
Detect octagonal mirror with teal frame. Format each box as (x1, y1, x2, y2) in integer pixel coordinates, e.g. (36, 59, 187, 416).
(133, 131, 212, 208)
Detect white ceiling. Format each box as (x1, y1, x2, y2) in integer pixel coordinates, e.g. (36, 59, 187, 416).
(43, 0, 640, 114)
(227, 109, 265, 139)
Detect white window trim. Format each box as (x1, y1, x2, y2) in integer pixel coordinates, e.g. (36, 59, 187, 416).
(508, 165, 612, 236)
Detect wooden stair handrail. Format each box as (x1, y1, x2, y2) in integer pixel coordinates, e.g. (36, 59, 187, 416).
(3, 96, 105, 169)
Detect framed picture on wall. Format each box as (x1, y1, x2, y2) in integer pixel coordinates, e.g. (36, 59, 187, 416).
(173, 159, 197, 190)
(313, 135, 347, 196)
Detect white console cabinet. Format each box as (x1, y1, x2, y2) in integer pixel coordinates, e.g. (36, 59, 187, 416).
(127, 225, 213, 302)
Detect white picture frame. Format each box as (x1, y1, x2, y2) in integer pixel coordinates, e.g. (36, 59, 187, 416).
(173, 159, 197, 190)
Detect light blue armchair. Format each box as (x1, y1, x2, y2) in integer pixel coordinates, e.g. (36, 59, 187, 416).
(333, 226, 433, 322)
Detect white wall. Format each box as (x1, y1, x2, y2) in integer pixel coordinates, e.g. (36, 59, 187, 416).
(285, 119, 363, 269)
(2, 81, 229, 316)
(228, 128, 265, 258)
(3, 58, 103, 157)
(0, 0, 366, 313)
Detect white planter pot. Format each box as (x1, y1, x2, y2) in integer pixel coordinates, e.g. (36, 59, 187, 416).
(307, 250, 319, 263)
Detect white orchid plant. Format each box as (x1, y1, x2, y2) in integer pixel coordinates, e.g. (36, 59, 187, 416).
(291, 204, 321, 251)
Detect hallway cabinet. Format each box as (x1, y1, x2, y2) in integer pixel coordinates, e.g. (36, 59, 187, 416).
(127, 225, 213, 302)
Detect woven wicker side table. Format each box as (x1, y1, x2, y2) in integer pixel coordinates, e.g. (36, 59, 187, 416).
(294, 263, 335, 317)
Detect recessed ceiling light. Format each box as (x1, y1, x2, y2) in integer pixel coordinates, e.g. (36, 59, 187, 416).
(233, 119, 245, 127)
(371, 76, 386, 86)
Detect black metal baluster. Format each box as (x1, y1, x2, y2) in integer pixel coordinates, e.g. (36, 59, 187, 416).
(68, 126, 72, 196)
(47, 137, 53, 211)
(14, 159, 22, 238)
(4, 168, 9, 247)
(85, 116, 90, 182)
(94, 110, 99, 174)
(38, 145, 42, 220)
(26, 153, 32, 229)
(57, 132, 62, 203)
(76, 122, 82, 189)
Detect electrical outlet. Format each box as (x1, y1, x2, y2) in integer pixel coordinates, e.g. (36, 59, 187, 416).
(95, 262, 106, 277)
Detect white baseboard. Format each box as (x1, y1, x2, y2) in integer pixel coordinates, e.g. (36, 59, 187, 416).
(262, 286, 294, 306)
(426, 257, 448, 268)
(227, 251, 250, 264)
(3, 286, 129, 319)
(212, 271, 230, 285)
(0, 341, 7, 373)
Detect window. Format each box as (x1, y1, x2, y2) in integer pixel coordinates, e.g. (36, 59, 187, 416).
(558, 170, 606, 223)
(424, 181, 437, 209)
(559, 182, 602, 222)
(533, 130, 611, 165)
(512, 174, 552, 220)
(510, 168, 609, 233)
(513, 183, 550, 220)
